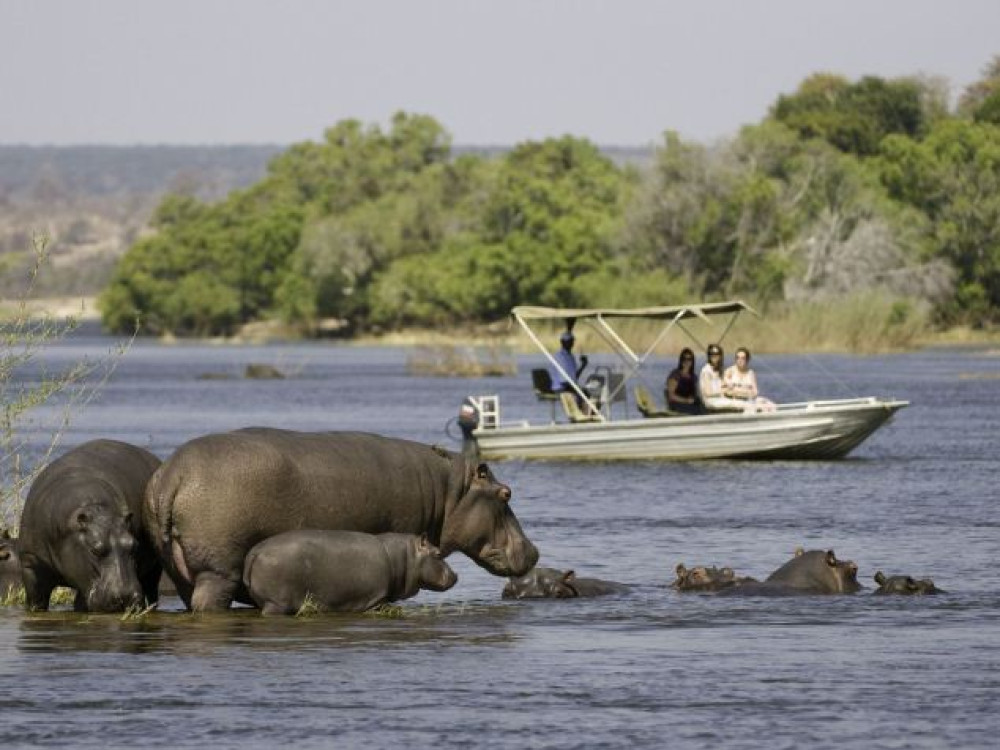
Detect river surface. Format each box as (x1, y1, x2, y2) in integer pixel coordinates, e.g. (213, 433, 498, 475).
(2, 335, 998, 749)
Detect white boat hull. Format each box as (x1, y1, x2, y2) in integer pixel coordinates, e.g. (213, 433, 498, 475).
(471, 398, 908, 461)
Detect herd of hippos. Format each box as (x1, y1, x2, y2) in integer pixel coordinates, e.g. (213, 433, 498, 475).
(0, 430, 941, 616)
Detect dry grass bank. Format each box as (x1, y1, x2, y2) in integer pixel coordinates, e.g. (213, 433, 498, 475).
(10, 295, 997, 355)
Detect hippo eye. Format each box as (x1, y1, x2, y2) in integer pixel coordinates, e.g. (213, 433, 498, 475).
(91, 540, 109, 558)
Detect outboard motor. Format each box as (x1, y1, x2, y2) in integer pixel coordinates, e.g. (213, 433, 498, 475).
(457, 398, 481, 459)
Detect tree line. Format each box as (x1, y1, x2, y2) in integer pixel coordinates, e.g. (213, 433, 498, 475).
(99, 58, 1000, 337)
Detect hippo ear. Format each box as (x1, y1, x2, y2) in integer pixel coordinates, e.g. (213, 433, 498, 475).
(416, 533, 432, 552)
(431, 444, 451, 460)
(825, 550, 837, 566)
(874, 571, 886, 585)
(675, 563, 687, 576)
(722, 567, 734, 577)
(794, 546, 805, 557)
(562, 570, 577, 582)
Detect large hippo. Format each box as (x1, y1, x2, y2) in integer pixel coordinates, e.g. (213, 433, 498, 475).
(145, 428, 539, 612)
(18, 440, 162, 612)
(502, 566, 631, 599)
(1, 530, 21, 597)
(672, 563, 757, 592)
(243, 530, 458, 615)
(717, 548, 862, 596)
(873, 571, 943, 595)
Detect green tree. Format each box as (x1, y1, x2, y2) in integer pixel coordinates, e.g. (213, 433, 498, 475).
(879, 119, 1000, 322)
(771, 73, 930, 156)
(622, 123, 940, 308)
(368, 136, 636, 327)
(102, 112, 459, 336)
(958, 55, 1000, 123)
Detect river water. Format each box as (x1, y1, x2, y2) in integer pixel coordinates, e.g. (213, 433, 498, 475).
(1, 335, 998, 749)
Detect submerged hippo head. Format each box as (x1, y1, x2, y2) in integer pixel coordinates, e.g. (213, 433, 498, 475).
(413, 535, 459, 593)
(765, 548, 861, 594)
(442, 459, 539, 578)
(502, 567, 579, 599)
(873, 571, 943, 595)
(63, 506, 146, 612)
(673, 563, 754, 592)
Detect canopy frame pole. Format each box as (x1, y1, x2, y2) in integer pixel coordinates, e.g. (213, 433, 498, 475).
(515, 313, 605, 422)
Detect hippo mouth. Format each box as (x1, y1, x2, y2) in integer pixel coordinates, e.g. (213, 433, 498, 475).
(473, 539, 539, 577)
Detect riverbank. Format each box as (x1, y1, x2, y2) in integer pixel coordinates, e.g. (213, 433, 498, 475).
(8, 295, 999, 354)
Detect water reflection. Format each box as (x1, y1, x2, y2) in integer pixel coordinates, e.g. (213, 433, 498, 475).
(15, 598, 521, 656)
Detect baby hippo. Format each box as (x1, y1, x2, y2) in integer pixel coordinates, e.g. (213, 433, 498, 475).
(1, 530, 21, 597)
(502, 566, 630, 599)
(672, 563, 757, 592)
(873, 571, 943, 595)
(243, 530, 458, 615)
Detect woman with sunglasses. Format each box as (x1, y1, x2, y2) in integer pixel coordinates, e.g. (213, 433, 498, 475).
(665, 347, 703, 415)
(699, 344, 750, 412)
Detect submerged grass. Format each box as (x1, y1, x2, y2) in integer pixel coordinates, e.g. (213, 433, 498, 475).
(0, 585, 74, 609)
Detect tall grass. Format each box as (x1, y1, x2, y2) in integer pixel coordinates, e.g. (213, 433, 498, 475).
(508, 293, 932, 358)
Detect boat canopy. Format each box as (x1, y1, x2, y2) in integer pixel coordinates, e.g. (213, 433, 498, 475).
(512, 300, 758, 323)
(512, 300, 760, 421)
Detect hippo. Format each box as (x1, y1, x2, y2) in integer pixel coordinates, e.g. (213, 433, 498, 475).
(672, 563, 757, 592)
(1, 530, 22, 598)
(243, 530, 458, 615)
(502, 566, 631, 599)
(18, 440, 162, 612)
(717, 548, 862, 596)
(145, 428, 539, 612)
(873, 571, 943, 595)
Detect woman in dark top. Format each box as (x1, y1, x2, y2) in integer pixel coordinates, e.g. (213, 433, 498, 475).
(665, 347, 703, 415)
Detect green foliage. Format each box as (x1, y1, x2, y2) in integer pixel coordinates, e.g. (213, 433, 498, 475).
(3, 237, 130, 527)
(368, 136, 634, 327)
(878, 119, 1000, 322)
(771, 73, 930, 156)
(99, 65, 1000, 337)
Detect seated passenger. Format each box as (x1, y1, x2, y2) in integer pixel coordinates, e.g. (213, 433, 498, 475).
(724, 347, 776, 413)
(664, 347, 703, 415)
(699, 344, 750, 413)
(550, 330, 589, 393)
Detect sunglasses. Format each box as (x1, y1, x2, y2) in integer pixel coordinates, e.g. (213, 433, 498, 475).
(708, 350, 721, 356)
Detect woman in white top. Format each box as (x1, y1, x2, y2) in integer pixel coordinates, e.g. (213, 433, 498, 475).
(723, 347, 775, 412)
(698, 344, 749, 412)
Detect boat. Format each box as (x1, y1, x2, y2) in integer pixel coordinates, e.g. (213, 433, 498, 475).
(455, 301, 908, 461)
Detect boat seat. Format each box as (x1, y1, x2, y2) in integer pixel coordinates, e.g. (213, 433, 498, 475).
(633, 384, 679, 418)
(559, 393, 601, 423)
(531, 368, 561, 422)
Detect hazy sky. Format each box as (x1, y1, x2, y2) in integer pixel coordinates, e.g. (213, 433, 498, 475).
(2, 0, 998, 147)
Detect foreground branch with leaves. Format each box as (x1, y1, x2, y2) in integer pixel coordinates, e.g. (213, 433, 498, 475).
(1, 236, 131, 530)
